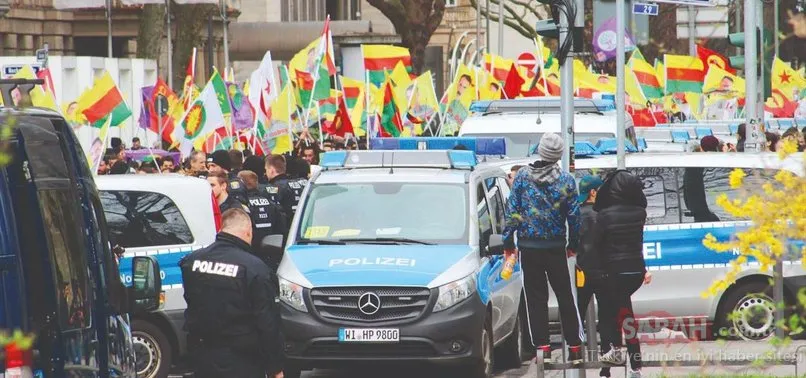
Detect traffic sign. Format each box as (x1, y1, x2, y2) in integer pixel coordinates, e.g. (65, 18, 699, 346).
(649, 0, 715, 6)
(517, 52, 537, 71)
(633, 3, 659, 16)
(3, 64, 42, 77)
(35, 49, 47, 62)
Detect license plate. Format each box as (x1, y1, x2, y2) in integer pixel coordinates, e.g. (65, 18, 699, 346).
(338, 328, 399, 342)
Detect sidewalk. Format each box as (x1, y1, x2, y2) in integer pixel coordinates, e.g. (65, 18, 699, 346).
(497, 339, 806, 378)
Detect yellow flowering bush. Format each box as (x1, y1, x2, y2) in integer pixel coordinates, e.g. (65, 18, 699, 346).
(0, 329, 35, 351)
(701, 138, 806, 323)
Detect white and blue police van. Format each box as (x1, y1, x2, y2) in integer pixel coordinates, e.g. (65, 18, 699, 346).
(494, 147, 805, 341)
(262, 137, 531, 378)
(0, 80, 162, 378)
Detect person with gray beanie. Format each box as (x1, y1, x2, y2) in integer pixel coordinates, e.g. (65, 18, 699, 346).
(503, 132, 585, 364)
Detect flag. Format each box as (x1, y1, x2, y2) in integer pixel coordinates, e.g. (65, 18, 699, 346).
(477, 69, 501, 101)
(174, 74, 228, 156)
(592, 16, 636, 62)
(655, 59, 666, 89)
(78, 72, 132, 128)
(484, 54, 515, 82)
(140, 79, 183, 143)
(295, 67, 331, 108)
(257, 85, 293, 155)
(227, 82, 254, 131)
(697, 44, 736, 75)
(389, 61, 413, 113)
(248, 51, 279, 114)
(664, 54, 705, 94)
(341, 76, 366, 135)
(379, 79, 404, 137)
(771, 57, 806, 102)
(181, 48, 198, 111)
(703, 64, 745, 96)
(36, 68, 57, 100)
(11, 66, 59, 111)
(319, 90, 340, 122)
(52, 0, 105, 8)
(327, 93, 354, 137)
(628, 49, 663, 99)
(209, 69, 232, 116)
(626, 69, 648, 106)
(87, 116, 112, 173)
(362, 45, 413, 87)
(317, 17, 338, 75)
(502, 64, 525, 99)
(446, 64, 477, 109)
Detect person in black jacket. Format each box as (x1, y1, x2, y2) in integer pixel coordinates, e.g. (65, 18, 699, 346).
(238, 170, 289, 270)
(180, 208, 284, 378)
(593, 170, 652, 378)
(265, 154, 306, 221)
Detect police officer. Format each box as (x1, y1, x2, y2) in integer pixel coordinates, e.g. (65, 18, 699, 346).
(208, 171, 250, 214)
(208, 149, 248, 205)
(179, 208, 284, 378)
(237, 170, 289, 269)
(264, 154, 307, 221)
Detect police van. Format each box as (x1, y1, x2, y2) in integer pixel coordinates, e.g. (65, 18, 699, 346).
(494, 150, 805, 340)
(96, 174, 217, 378)
(0, 80, 162, 377)
(263, 138, 531, 378)
(459, 97, 638, 158)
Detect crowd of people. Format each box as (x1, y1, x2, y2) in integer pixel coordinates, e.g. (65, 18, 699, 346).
(699, 124, 806, 153)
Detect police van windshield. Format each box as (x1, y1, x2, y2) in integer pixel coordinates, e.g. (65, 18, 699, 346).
(297, 182, 468, 245)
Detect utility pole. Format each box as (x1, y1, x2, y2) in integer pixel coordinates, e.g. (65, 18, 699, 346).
(476, 0, 481, 61)
(106, 0, 113, 58)
(559, 1, 574, 173)
(773, 0, 779, 57)
(485, 0, 491, 53)
(498, 0, 505, 55)
(687, 6, 696, 55)
(616, 0, 626, 169)
(166, 0, 173, 88)
(743, 0, 758, 151)
(221, 0, 230, 73)
(757, 0, 764, 123)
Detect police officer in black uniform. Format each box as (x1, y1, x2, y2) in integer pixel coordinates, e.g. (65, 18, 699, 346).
(238, 170, 289, 269)
(179, 208, 284, 378)
(208, 150, 248, 206)
(208, 171, 250, 214)
(264, 154, 307, 222)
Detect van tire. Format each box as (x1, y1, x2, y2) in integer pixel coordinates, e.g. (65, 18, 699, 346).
(132, 319, 172, 378)
(496, 307, 530, 368)
(716, 281, 776, 341)
(466, 315, 494, 378)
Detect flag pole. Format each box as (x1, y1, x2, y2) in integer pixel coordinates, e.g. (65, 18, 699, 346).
(365, 70, 371, 147)
(106, 0, 113, 58)
(221, 0, 230, 72)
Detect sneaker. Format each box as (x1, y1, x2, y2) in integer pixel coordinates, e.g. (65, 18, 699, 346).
(535, 345, 552, 363)
(568, 345, 584, 365)
(628, 369, 642, 378)
(599, 344, 625, 366)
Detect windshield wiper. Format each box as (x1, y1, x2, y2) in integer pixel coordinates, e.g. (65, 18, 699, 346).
(296, 239, 346, 245)
(341, 237, 435, 245)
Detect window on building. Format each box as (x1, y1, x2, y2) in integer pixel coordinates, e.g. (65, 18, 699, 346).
(100, 191, 194, 248)
(283, 0, 328, 22)
(446, 0, 458, 7)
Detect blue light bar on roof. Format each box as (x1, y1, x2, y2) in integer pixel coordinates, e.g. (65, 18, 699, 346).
(574, 141, 600, 156)
(596, 138, 638, 154)
(369, 137, 506, 156)
(320, 150, 348, 168)
(469, 100, 492, 113)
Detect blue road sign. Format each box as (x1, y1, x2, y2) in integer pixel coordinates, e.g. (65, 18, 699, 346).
(633, 2, 659, 15)
(3, 64, 42, 77)
(650, 0, 713, 5)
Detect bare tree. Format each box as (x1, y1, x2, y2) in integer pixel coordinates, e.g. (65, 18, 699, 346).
(468, 0, 550, 40)
(136, 4, 166, 62)
(365, 0, 448, 74)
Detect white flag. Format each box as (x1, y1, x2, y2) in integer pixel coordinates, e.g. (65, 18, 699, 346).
(248, 51, 279, 115)
(52, 0, 106, 9)
(173, 75, 227, 156)
(121, 0, 165, 4)
(173, 0, 219, 3)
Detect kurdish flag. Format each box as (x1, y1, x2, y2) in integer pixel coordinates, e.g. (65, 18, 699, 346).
(79, 71, 132, 128)
(257, 85, 293, 155)
(319, 90, 340, 121)
(703, 64, 745, 96)
(664, 54, 705, 94)
(295, 66, 331, 108)
(340, 76, 365, 136)
(362, 45, 412, 87)
(628, 50, 663, 99)
(655, 59, 666, 88)
(484, 54, 514, 82)
(379, 78, 404, 137)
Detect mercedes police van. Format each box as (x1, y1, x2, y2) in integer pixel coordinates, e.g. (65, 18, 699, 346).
(262, 138, 531, 378)
(494, 149, 805, 341)
(459, 97, 637, 157)
(0, 79, 162, 377)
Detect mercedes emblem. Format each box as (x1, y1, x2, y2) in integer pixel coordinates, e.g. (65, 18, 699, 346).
(358, 292, 381, 315)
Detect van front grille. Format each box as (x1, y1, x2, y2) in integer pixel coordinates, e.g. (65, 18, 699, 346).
(309, 287, 431, 323)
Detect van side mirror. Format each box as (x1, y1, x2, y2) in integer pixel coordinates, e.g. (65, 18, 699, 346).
(130, 256, 161, 313)
(486, 234, 505, 256)
(261, 234, 285, 257)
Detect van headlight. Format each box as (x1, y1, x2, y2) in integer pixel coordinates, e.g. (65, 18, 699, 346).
(433, 274, 477, 312)
(278, 277, 307, 312)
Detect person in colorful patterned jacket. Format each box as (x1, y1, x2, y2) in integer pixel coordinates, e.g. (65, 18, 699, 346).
(502, 132, 585, 364)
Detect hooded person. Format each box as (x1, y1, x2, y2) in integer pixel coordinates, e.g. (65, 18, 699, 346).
(502, 132, 584, 364)
(592, 170, 651, 377)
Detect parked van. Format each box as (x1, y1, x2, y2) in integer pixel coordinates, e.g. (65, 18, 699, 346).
(494, 152, 805, 340)
(0, 80, 161, 377)
(96, 174, 217, 378)
(266, 138, 531, 378)
(460, 97, 636, 158)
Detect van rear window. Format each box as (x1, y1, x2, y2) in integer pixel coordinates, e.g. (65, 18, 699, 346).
(100, 190, 194, 248)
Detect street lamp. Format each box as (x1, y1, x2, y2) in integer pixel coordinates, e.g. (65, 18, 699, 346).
(0, 0, 10, 18)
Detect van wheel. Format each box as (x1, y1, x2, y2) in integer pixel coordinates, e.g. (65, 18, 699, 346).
(716, 282, 776, 341)
(132, 320, 172, 378)
(467, 315, 494, 378)
(496, 308, 530, 369)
